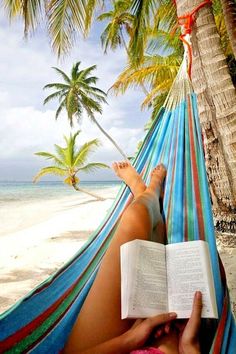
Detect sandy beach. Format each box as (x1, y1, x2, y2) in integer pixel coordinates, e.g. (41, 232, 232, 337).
(0, 186, 119, 313)
(0, 185, 235, 319)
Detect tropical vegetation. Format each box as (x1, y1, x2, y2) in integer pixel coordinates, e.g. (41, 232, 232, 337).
(33, 131, 109, 200)
(44, 62, 127, 159)
(2, 0, 236, 231)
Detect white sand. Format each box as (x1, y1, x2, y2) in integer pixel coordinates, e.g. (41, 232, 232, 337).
(0, 188, 235, 318)
(0, 187, 119, 313)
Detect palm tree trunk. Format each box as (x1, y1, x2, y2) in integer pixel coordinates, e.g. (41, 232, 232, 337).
(72, 183, 105, 201)
(220, 0, 236, 58)
(176, 0, 236, 232)
(91, 116, 128, 160)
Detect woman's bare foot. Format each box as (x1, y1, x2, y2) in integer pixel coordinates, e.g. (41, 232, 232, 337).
(148, 164, 167, 194)
(133, 164, 167, 229)
(112, 161, 146, 198)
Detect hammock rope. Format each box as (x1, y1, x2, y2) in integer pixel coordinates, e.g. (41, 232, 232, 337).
(172, 0, 212, 77)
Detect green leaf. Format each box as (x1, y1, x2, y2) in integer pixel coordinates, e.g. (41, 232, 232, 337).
(33, 166, 67, 182)
(47, 0, 87, 57)
(77, 162, 110, 174)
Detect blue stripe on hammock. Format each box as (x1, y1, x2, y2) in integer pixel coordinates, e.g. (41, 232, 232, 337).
(0, 94, 235, 353)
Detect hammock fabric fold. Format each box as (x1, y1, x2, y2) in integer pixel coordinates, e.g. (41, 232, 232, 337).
(0, 68, 235, 353)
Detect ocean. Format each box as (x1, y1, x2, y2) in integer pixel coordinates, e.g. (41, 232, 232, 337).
(0, 181, 121, 237)
(0, 181, 120, 203)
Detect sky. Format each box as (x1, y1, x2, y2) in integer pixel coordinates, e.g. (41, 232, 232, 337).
(0, 12, 150, 181)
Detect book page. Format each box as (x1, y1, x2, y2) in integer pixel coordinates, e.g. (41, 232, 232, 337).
(166, 240, 218, 318)
(123, 240, 168, 318)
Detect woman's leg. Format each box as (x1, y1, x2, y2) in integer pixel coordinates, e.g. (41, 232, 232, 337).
(64, 163, 166, 353)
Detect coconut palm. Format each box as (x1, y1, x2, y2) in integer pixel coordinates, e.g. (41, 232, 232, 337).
(44, 62, 127, 159)
(97, 0, 134, 54)
(174, 0, 236, 231)
(3, 0, 236, 228)
(127, 0, 236, 231)
(33, 131, 109, 200)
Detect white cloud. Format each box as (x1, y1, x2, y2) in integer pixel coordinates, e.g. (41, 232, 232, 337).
(0, 13, 150, 180)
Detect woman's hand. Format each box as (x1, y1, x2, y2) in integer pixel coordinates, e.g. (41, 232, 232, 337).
(177, 291, 203, 354)
(122, 312, 177, 351)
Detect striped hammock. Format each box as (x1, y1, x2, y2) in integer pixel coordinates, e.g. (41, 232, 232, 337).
(0, 60, 235, 354)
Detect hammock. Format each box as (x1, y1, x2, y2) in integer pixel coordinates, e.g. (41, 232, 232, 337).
(0, 58, 236, 353)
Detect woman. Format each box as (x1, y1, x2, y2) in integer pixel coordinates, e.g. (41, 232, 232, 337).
(64, 163, 202, 353)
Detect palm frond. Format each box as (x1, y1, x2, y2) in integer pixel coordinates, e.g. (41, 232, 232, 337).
(43, 82, 70, 90)
(73, 138, 101, 167)
(51, 67, 71, 83)
(33, 166, 67, 182)
(129, 0, 158, 65)
(4, 0, 43, 35)
(147, 29, 183, 57)
(53, 144, 67, 164)
(153, 0, 177, 33)
(79, 65, 97, 80)
(79, 85, 107, 103)
(97, 11, 112, 22)
(104, 22, 122, 52)
(55, 100, 66, 119)
(64, 131, 78, 166)
(77, 162, 110, 173)
(83, 76, 98, 85)
(84, 0, 103, 36)
(71, 62, 81, 80)
(79, 92, 103, 118)
(4, 0, 22, 18)
(142, 92, 169, 131)
(34, 151, 64, 166)
(141, 78, 173, 106)
(47, 0, 87, 57)
(43, 90, 65, 104)
(23, 0, 43, 35)
(110, 54, 180, 95)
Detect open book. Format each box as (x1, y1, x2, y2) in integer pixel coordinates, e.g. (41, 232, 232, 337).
(121, 239, 218, 319)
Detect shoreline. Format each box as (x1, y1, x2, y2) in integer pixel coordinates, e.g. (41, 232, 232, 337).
(0, 184, 120, 237)
(0, 189, 235, 318)
(0, 187, 118, 313)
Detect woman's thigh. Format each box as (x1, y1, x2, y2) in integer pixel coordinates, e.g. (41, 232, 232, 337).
(64, 206, 164, 352)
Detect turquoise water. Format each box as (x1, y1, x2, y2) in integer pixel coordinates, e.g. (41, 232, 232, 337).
(0, 181, 121, 204)
(0, 181, 121, 236)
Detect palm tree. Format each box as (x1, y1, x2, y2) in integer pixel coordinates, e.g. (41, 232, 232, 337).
(44, 62, 127, 159)
(126, 0, 236, 231)
(174, 0, 236, 231)
(33, 131, 109, 200)
(97, 0, 133, 54)
(3, 0, 236, 228)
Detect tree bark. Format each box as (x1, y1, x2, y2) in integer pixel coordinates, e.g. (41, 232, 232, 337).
(176, 0, 236, 232)
(72, 184, 105, 201)
(91, 116, 128, 160)
(220, 0, 236, 58)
